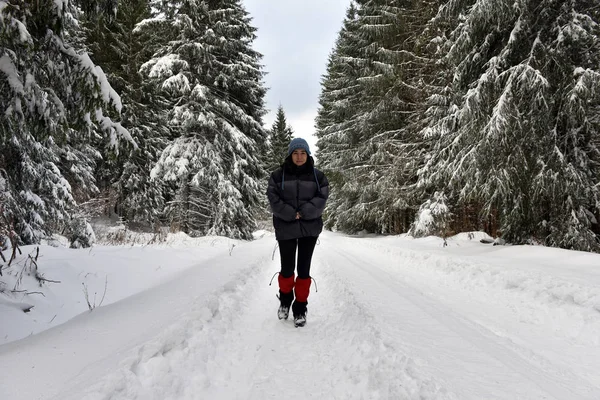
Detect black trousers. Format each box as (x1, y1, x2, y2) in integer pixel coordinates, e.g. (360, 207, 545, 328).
(278, 236, 318, 279)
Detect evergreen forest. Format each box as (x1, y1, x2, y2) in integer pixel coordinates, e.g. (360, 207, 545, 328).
(1, 0, 599, 253)
(316, 0, 600, 252)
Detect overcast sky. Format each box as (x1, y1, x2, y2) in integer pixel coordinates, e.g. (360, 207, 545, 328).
(242, 0, 350, 155)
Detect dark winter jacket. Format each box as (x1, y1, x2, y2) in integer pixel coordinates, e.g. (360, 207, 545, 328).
(267, 156, 329, 240)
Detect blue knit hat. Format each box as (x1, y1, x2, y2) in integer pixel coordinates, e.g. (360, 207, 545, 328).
(287, 137, 311, 156)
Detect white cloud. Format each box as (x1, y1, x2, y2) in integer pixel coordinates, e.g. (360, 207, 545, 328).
(243, 0, 348, 161)
(289, 110, 319, 154)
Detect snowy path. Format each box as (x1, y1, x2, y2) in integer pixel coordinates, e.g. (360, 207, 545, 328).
(1, 232, 599, 399)
(322, 239, 599, 399)
(74, 236, 449, 400)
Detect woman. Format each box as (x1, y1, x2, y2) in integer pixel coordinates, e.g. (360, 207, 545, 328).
(267, 138, 329, 327)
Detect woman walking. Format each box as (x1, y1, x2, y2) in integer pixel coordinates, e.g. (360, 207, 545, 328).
(267, 138, 329, 327)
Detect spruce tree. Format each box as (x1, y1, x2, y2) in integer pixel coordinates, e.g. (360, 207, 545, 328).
(84, 0, 169, 226)
(0, 0, 131, 244)
(317, 1, 438, 234)
(420, 0, 600, 251)
(266, 105, 293, 173)
(143, 0, 267, 239)
(316, 2, 368, 232)
(350, 0, 434, 233)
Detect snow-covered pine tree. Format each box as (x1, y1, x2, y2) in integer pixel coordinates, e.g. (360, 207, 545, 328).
(419, 0, 600, 251)
(317, 0, 439, 234)
(347, 0, 438, 233)
(333, 0, 399, 233)
(0, 0, 132, 244)
(408, 191, 451, 238)
(75, 0, 120, 18)
(0, 168, 17, 248)
(83, 0, 169, 226)
(266, 105, 293, 173)
(68, 216, 96, 248)
(316, 2, 370, 232)
(142, 0, 267, 240)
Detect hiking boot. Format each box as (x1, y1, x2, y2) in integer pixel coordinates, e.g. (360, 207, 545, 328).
(278, 305, 290, 320)
(293, 313, 306, 327)
(277, 291, 294, 320)
(292, 300, 308, 327)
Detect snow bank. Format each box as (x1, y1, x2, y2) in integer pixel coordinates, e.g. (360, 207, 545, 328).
(0, 232, 240, 345)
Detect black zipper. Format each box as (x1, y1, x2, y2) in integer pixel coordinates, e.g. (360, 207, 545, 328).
(296, 173, 300, 217)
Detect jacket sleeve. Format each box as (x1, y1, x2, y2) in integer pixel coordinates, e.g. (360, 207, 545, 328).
(298, 172, 329, 220)
(267, 173, 297, 222)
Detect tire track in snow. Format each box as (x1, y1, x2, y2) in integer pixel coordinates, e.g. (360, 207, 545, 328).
(188, 244, 453, 400)
(324, 237, 600, 400)
(310, 253, 456, 400)
(351, 237, 600, 340)
(80, 236, 454, 400)
(335, 236, 600, 388)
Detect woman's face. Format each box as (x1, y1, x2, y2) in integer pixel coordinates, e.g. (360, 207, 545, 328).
(292, 149, 308, 166)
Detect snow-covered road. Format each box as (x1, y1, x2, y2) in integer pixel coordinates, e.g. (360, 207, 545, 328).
(322, 239, 599, 399)
(1, 232, 599, 399)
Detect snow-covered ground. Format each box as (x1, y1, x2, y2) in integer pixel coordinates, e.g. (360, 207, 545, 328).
(1, 230, 599, 399)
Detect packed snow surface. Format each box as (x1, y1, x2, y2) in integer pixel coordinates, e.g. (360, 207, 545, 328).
(1, 231, 599, 399)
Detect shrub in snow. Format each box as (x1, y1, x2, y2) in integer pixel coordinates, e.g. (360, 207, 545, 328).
(1, 246, 60, 317)
(409, 192, 451, 238)
(41, 234, 70, 248)
(69, 218, 96, 249)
